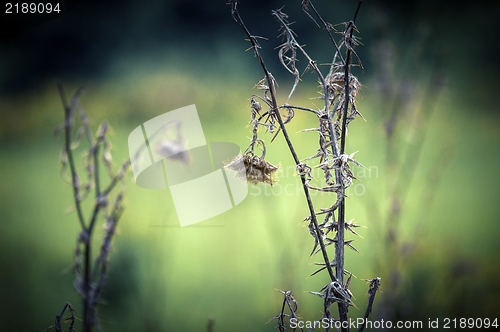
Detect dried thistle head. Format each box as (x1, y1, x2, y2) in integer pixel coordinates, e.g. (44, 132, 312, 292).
(326, 72, 361, 98)
(225, 153, 279, 185)
(154, 138, 191, 165)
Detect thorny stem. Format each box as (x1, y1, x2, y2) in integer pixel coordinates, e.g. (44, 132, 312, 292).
(102, 160, 131, 196)
(271, 18, 349, 324)
(232, 2, 380, 331)
(301, 0, 345, 66)
(272, 11, 353, 299)
(278, 295, 287, 332)
(93, 144, 101, 197)
(57, 82, 130, 332)
(272, 10, 342, 157)
(78, 98, 107, 332)
(279, 104, 319, 116)
(337, 1, 363, 327)
(57, 82, 86, 230)
(83, 250, 91, 332)
(58, 82, 94, 331)
(254, 104, 319, 127)
(231, 0, 337, 284)
(52, 302, 76, 332)
(273, 12, 362, 301)
(358, 278, 381, 332)
(278, 0, 363, 327)
(57, 83, 92, 332)
(74, 102, 100, 196)
(273, 10, 329, 110)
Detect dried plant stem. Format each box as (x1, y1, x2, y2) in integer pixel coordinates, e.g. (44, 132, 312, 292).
(274, 290, 304, 332)
(58, 83, 94, 332)
(230, 1, 380, 330)
(56, 82, 130, 332)
(358, 278, 381, 332)
(301, 0, 345, 65)
(58, 84, 86, 230)
(231, 0, 337, 283)
(58, 83, 93, 331)
(276, 2, 354, 322)
(51, 302, 76, 332)
(336, 2, 362, 321)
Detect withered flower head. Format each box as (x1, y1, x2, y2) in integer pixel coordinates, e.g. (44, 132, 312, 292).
(155, 138, 191, 166)
(326, 72, 361, 97)
(224, 153, 279, 185)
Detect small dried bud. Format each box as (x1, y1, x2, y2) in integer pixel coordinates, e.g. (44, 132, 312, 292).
(155, 139, 191, 165)
(250, 97, 261, 112)
(103, 150, 113, 167)
(96, 121, 109, 141)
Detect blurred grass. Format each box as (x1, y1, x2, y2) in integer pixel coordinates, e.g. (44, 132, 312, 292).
(0, 56, 499, 331)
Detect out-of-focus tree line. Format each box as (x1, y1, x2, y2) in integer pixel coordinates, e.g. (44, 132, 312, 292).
(0, 0, 498, 108)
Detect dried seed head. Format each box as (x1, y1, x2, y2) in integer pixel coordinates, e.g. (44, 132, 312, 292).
(327, 72, 361, 98)
(224, 153, 279, 185)
(155, 138, 191, 165)
(250, 97, 261, 113)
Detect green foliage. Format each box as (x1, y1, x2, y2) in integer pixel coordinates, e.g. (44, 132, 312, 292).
(0, 56, 499, 331)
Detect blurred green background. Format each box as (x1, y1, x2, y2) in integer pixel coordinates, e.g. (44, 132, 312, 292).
(1, 0, 499, 331)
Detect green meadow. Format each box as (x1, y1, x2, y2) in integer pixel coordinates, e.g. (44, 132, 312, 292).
(1, 1, 500, 330)
(1, 57, 499, 331)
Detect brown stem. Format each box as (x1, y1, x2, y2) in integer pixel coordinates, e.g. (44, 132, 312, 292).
(358, 278, 381, 332)
(337, 1, 363, 328)
(57, 82, 86, 230)
(231, 0, 338, 283)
